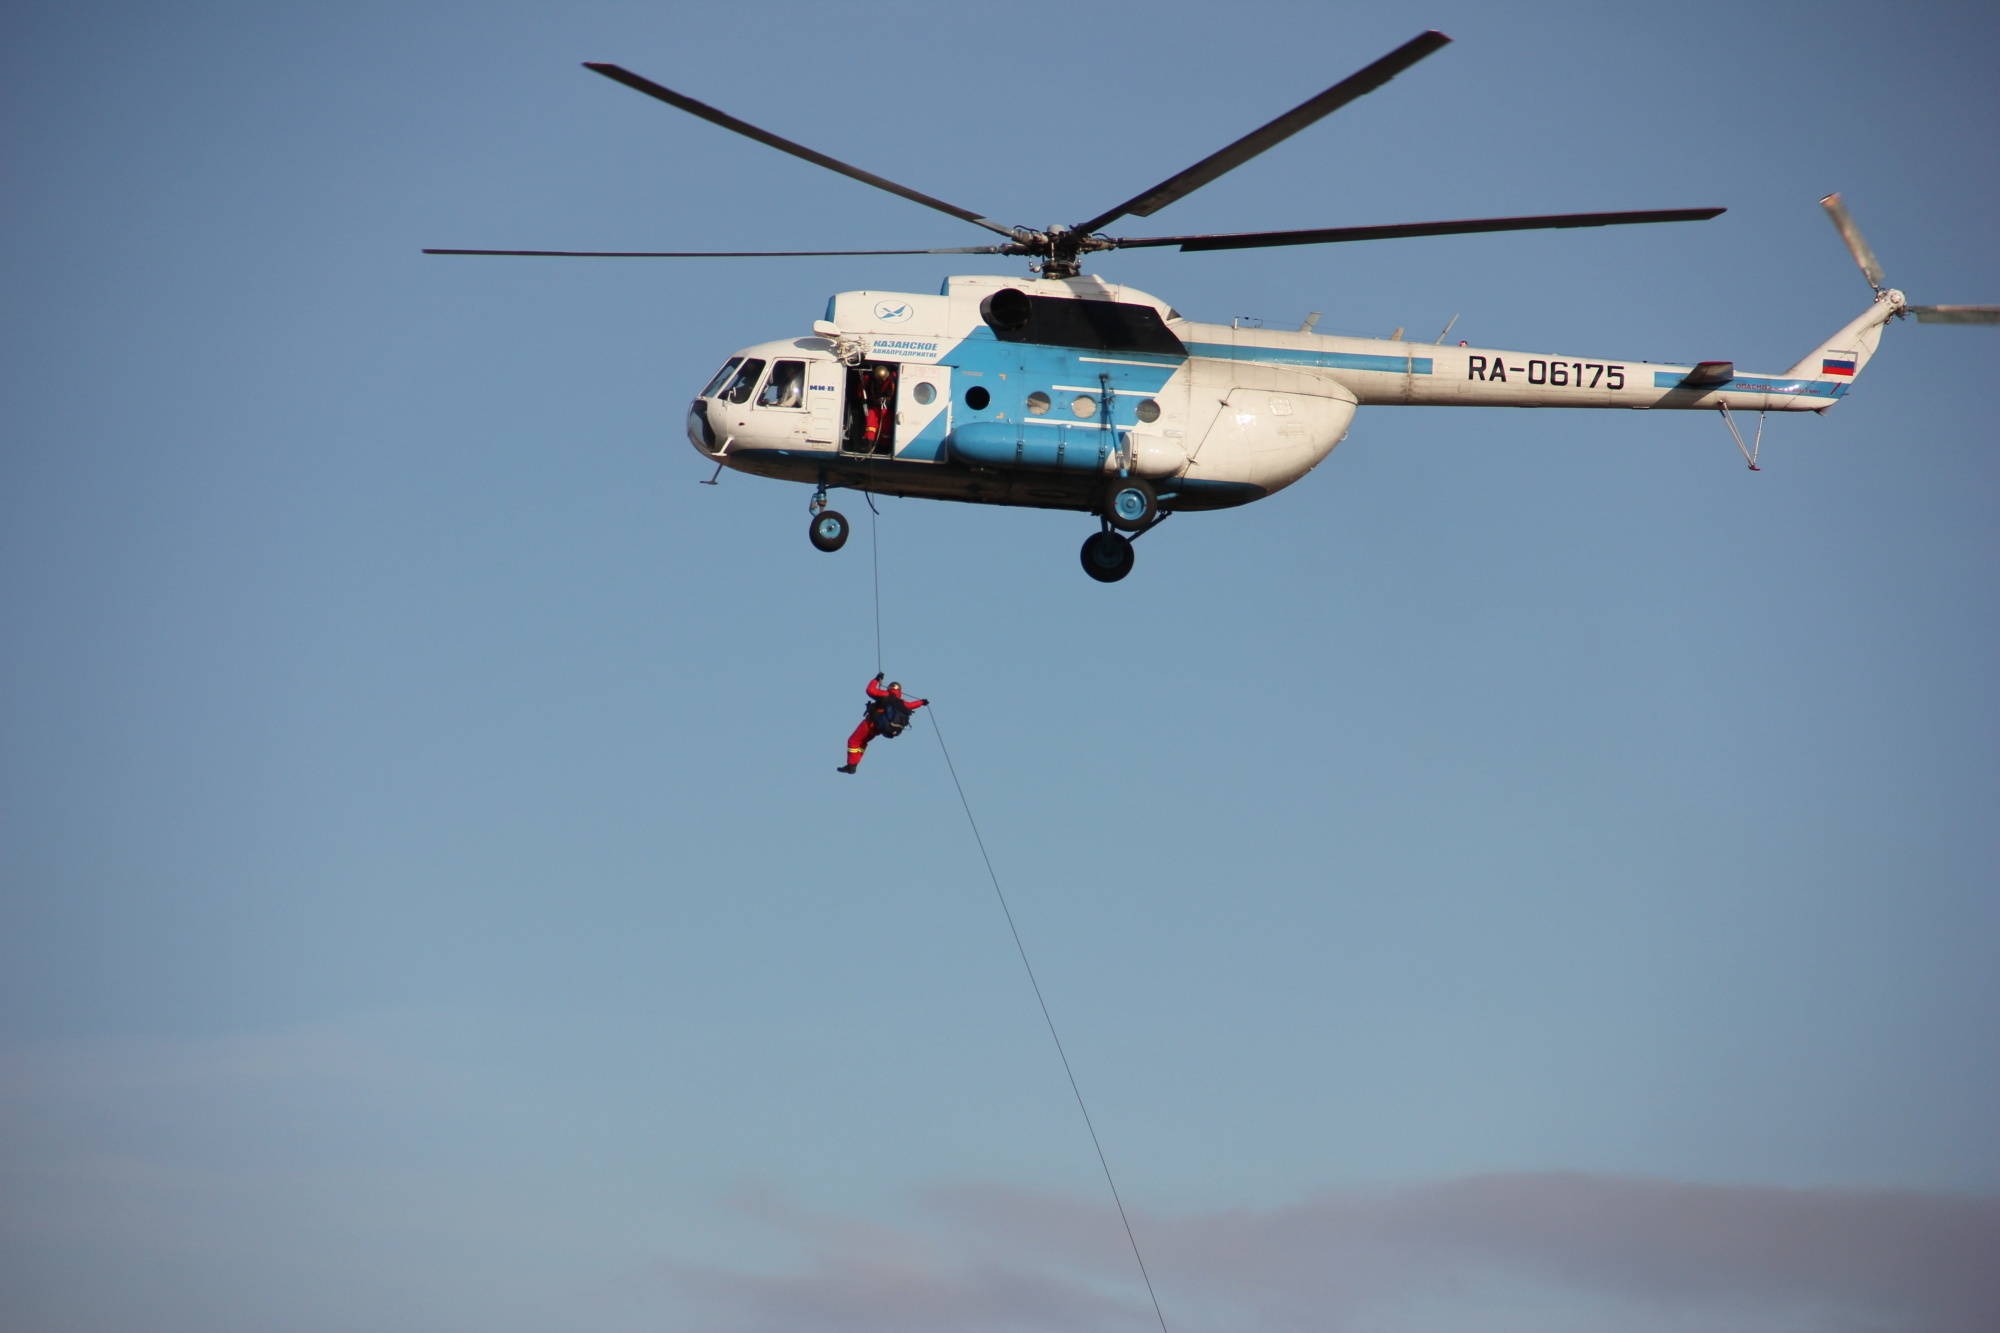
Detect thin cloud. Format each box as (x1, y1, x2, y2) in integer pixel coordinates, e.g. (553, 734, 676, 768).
(656, 1185, 1132, 1333)
(669, 1173, 2000, 1333)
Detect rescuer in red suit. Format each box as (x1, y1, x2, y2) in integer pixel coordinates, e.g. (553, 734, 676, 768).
(861, 365, 895, 452)
(839, 673, 927, 773)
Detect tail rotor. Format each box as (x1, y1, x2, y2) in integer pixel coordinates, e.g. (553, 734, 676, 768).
(1820, 193, 2000, 324)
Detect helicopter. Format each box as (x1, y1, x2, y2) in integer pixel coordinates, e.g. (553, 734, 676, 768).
(429, 31, 1997, 583)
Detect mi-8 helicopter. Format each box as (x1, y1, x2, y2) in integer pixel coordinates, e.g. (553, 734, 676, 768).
(429, 31, 1996, 583)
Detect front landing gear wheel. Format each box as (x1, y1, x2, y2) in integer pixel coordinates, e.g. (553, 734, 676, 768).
(1080, 531, 1135, 582)
(1105, 477, 1158, 532)
(809, 510, 850, 552)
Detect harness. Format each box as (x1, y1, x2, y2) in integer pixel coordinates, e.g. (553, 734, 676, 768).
(866, 693, 913, 738)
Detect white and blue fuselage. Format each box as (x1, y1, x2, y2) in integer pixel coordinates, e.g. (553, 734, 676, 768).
(688, 274, 1899, 514)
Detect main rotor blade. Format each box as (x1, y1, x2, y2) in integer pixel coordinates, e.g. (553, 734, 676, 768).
(1109, 207, 1726, 253)
(1911, 305, 2000, 325)
(583, 63, 1018, 240)
(1069, 30, 1452, 236)
(1820, 193, 1886, 292)
(423, 246, 1004, 257)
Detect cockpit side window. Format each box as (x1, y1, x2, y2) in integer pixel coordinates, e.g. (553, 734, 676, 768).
(756, 360, 806, 409)
(720, 358, 767, 405)
(701, 357, 744, 398)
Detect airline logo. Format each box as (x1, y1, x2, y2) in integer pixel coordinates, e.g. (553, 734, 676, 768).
(1822, 352, 1857, 377)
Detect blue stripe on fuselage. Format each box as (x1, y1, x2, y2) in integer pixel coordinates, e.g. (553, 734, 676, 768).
(1651, 371, 1848, 397)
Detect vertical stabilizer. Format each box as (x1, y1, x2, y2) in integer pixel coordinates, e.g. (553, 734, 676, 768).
(1782, 289, 1901, 384)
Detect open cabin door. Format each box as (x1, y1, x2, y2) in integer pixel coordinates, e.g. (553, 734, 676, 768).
(831, 360, 949, 458)
(840, 361, 898, 456)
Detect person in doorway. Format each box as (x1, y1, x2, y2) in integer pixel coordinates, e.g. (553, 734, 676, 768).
(839, 673, 927, 773)
(862, 365, 896, 452)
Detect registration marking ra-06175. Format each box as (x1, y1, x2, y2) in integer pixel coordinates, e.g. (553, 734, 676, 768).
(1466, 357, 1626, 388)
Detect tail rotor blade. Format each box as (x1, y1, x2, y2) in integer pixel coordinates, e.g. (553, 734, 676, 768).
(1910, 305, 2000, 325)
(1820, 192, 1886, 292)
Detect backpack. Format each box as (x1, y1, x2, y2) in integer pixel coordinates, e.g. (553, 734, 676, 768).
(867, 694, 912, 738)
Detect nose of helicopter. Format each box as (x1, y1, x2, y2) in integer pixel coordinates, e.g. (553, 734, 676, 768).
(686, 397, 719, 453)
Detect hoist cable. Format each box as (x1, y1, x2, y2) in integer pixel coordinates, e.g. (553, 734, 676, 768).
(868, 498, 884, 675)
(925, 705, 1172, 1333)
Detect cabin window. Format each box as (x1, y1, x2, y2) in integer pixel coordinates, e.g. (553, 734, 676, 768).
(1025, 391, 1051, 415)
(701, 357, 744, 397)
(756, 360, 806, 408)
(911, 381, 936, 406)
(1070, 394, 1097, 419)
(1135, 398, 1161, 423)
(964, 385, 991, 410)
(719, 358, 767, 405)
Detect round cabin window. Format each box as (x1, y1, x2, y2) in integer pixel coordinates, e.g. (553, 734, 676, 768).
(912, 381, 936, 405)
(1135, 398, 1161, 423)
(1071, 395, 1097, 419)
(964, 385, 991, 410)
(1025, 391, 1051, 416)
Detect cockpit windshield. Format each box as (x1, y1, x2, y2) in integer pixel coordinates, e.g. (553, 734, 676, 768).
(701, 357, 744, 398)
(718, 358, 767, 405)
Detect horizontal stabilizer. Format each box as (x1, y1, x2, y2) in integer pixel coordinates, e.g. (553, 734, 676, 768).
(1679, 361, 1734, 387)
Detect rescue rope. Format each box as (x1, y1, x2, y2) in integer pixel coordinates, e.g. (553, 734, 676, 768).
(868, 495, 884, 675)
(926, 705, 1173, 1333)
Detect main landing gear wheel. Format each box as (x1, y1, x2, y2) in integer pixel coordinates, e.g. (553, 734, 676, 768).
(1105, 477, 1158, 532)
(809, 509, 850, 552)
(1080, 530, 1135, 582)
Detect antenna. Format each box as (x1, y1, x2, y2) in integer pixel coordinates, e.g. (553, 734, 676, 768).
(1434, 313, 1460, 343)
(1298, 311, 1322, 333)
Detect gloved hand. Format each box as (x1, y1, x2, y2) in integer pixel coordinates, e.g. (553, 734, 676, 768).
(873, 672, 884, 682)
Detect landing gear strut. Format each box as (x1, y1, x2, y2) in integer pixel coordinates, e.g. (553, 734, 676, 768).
(808, 483, 849, 552)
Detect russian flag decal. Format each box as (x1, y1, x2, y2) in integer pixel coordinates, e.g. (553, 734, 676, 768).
(1822, 353, 1857, 377)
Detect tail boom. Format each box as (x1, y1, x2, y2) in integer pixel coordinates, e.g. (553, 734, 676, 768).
(1302, 295, 1899, 412)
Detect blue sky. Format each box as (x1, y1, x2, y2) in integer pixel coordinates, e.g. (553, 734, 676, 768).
(2, 2, 1996, 1330)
